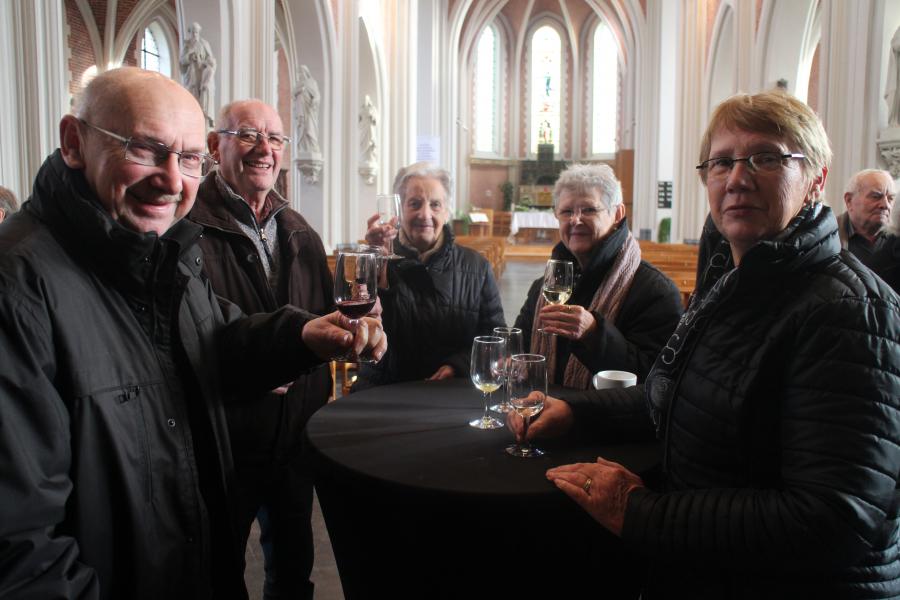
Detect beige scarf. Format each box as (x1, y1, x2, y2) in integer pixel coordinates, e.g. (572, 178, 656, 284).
(399, 227, 446, 263)
(530, 231, 641, 389)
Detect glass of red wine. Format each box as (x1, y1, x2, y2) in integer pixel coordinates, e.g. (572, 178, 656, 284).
(333, 250, 379, 363)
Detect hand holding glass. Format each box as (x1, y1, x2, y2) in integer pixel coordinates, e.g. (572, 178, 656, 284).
(506, 354, 547, 457)
(469, 336, 506, 430)
(333, 251, 379, 363)
(491, 327, 523, 414)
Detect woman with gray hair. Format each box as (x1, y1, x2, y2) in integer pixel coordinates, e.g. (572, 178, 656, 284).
(359, 161, 505, 388)
(513, 163, 683, 387)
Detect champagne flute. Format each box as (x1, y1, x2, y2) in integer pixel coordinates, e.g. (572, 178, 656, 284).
(490, 327, 523, 414)
(376, 193, 403, 259)
(542, 259, 574, 306)
(506, 353, 547, 457)
(333, 250, 379, 363)
(469, 336, 506, 429)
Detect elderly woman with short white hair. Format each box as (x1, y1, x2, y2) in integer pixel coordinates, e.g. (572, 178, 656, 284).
(359, 161, 505, 388)
(513, 163, 683, 388)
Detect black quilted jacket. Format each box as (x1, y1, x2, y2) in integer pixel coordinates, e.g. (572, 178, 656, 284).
(568, 206, 900, 598)
(357, 225, 505, 386)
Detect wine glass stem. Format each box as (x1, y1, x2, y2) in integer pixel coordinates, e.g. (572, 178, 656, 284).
(483, 391, 491, 421)
(521, 416, 532, 452)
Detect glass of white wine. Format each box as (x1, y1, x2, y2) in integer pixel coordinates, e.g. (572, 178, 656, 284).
(506, 353, 547, 458)
(491, 327, 523, 414)
(469, 336, 506, 429)
(542, 259, 574, 306)
(376, 193, 403, 259)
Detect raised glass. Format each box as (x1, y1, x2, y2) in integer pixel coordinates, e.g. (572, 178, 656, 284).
(542, 259, 574, 307)
(506, 353, 547, 458)
(333, 250, 379, 363)
(491, 327, 523, 414)
(469, 336, 506, 430)
(376, 193, 403, 259)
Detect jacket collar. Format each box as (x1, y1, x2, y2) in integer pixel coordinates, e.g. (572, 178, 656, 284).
(27, 150, 203, 289)
(190, 171, 307, 237)
(395, 224, 455, 265)
(695, 204, 840, 294)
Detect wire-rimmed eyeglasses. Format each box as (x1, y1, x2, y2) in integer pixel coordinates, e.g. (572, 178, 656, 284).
(696, 152, 806, 178)
(216, 128, 291, 151)
(556, 205, 608, 221)
(80, 120, 215, 178)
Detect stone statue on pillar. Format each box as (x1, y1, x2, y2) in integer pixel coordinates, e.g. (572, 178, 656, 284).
(179, 22, 217, 127)
(293, 65, 323, 185)
(358, 95, 378, 184)
(880, 26, 900, 178)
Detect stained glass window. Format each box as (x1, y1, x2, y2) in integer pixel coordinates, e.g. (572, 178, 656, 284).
(530, 25, 561, 155)
(591, 21, 618, 154)
(474, 26, 499, 153)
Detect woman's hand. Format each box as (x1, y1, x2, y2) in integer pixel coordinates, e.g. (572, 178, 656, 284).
(546, 458, 644, 536)
(539, 304, 597, 341)
(507, 395, 575, 442)
(426, 365, 455, 381)
(365, 213, 398, 255)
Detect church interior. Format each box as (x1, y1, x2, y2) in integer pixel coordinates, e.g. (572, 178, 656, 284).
(2, 1, 900, 599)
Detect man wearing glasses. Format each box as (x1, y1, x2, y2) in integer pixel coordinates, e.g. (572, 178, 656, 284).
(188, 99, 332, 600)
(0, 68, 385, 599)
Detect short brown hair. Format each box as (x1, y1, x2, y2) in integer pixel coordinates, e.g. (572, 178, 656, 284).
(698, 91, 832, 190)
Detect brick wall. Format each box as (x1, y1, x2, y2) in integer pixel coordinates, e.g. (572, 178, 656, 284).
(65, 0, 94, 96)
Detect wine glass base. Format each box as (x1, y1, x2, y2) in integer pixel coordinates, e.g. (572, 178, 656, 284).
(469, 416, 504, 429)
(490, 402, 512, 413)
(505, 444, 544, 458)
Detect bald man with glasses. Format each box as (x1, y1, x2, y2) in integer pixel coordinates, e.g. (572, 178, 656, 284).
(0, 68, 385, 600)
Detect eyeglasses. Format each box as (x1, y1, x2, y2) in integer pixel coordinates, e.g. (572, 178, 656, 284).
(80, 120, 215, 178)
(556, 205, 607, 221)
(216, 128, 291, 150)
(696, 152, 806, 178)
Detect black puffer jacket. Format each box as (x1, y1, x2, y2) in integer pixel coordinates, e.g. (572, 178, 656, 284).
(513, 220, 683, 383)
(570, 207, 900, 598)
(0, 152, 321, 600)
(870, 232, 900, 294)
(357, 225, 505, 386)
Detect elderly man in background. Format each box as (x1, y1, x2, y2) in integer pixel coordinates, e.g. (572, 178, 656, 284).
(189, 99, 332, 600)
(838, 169, 896, 266)
(0, 67, 384, 600)
(0, 186, 17, 222)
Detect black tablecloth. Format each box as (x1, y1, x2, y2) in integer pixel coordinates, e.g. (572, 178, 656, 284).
(307, 378, 659, 599)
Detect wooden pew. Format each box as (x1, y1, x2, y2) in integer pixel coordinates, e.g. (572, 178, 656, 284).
(454, 235, 507, 279)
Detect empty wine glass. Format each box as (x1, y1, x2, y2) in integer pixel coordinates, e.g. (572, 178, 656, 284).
(469, 336, 506, 430)
(333, 250, 379, 363)
(506, 353, 547, 457)
(491, 327, 523, 414)
(376, 193, 403, 259)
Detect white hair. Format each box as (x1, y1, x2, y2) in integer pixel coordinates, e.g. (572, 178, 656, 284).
(391, 161, 452, 202)
(844, 169, 894, 196)
(552, 163, 622, 211)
